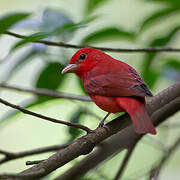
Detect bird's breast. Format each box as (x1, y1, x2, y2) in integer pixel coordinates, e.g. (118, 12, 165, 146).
(89, 94, 124, 113)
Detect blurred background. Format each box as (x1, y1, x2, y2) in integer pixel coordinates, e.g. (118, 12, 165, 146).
(0, 0, 179, 179)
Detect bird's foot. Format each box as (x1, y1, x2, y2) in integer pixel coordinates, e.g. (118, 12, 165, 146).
(97, 112, 111, 131)
(98, 121, 105, 128)
(97, 121, 109, 131)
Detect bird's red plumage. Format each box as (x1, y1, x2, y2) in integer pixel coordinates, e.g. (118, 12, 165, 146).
(64, 48, 156, 135)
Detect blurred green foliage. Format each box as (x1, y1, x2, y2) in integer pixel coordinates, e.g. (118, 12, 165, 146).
(142, 26, 180, 88)
(81, 27, 135, 44)
(0, 12, 30, 34)
(0, 0, 179, 179)
(35, 62, 65, 102)
(68, 108, 85, 141)
(85, 0, 110, 16)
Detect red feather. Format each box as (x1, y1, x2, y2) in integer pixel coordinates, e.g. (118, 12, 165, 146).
(116, 97, 156, 134)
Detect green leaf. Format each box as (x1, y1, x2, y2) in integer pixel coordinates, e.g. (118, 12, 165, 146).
(163, 58, 180, 70)
(68, 108, 84, 141)
(35, 62, 65, 103)
(85, 0, 110, 15)
(81, 27, 135, 45)
(151, 25, 180, 46)
(139, 7, 180, 32)
(81, 15, 100, 24)
(11, 12, 98, 51)
(142, 26, 180, 88)
(11, 18, 94, 51)
(0, 12, 30, 34)
(50, 16, 99, 37)
(52, 22, 83, 36)
(11, 23, 76, 51)
(11, 32, 49, 51)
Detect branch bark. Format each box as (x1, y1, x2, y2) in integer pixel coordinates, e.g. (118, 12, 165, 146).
(4, 31, 180, 53)
(55, 83, 180, 180)
(0, 97, 92, 133)
(2, 83, 179, 180)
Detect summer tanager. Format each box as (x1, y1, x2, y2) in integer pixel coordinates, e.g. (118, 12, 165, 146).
(61, 48, 156, 135)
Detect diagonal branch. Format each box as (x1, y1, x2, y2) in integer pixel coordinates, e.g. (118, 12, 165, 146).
(4, 31, 180, 53)
(55, 83, 180, 180)
(1, 83, 178, 180)
(113, 143, 137, 180)
(0, 97, 92, 133)
(0, 83, 91, 102)
(0, 143, 71, 165)
(149, 136, 180, 180)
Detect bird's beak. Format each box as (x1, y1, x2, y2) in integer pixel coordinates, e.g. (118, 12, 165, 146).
(61, 64, 79, 74)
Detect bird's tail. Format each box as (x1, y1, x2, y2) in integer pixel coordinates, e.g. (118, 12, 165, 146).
(116, 97, 156, 135)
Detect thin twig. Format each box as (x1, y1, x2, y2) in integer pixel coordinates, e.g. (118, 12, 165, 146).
(113, 143, 137, 180)
(0, 150, 14, 157)
(0, 83, 102, 122)
(4, 31, 180, 53)
(149, 136, 180, 180)
(0, 143, 71, 165)
(0, 83, 91, 102)
(0, 97, 92, 133)
(26, 160, 44, 166)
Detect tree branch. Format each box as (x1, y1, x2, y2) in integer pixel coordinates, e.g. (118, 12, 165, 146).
(1, 83, 178, 180)
(55, 83, 180, 180)
(56, 129, 141, 180)
(0, 97, 92, 133)
(4, 31, 180, 53)
(145, 136, 168, 152)
(0, 83, 91, 102)
(0, 143, 71, 165)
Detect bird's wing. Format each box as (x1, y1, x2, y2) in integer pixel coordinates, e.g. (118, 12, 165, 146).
(84, 67, 153, 97)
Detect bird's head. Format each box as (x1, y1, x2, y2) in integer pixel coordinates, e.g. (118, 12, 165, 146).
(61, 48, 105, 78)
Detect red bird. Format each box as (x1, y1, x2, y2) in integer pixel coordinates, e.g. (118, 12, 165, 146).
(62, 48, 156, 135)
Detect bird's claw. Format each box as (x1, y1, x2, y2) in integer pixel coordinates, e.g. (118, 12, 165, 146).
(98, 121, 105, 128)
(97, 122, 109, 131)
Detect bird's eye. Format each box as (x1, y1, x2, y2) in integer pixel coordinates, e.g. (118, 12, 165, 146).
(80, 54, 86, 60)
